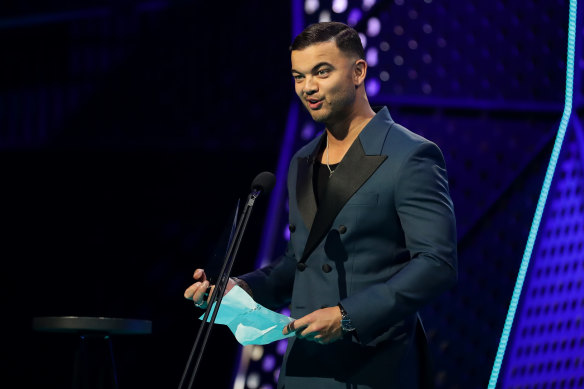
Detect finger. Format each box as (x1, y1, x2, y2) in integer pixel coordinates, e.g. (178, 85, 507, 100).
(282, 320, 297, 335)
(295, 324, 313, 339)
(184, 281, 202, 299)
(193, 269, 207, 282)
(193, 281, 210, 305)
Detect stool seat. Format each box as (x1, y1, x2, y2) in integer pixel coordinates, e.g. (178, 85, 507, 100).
(33, 316, 152, 335)
(33, 316, 152, 389)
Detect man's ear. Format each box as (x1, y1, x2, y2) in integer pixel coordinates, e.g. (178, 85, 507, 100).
(353, 59, 368, 86)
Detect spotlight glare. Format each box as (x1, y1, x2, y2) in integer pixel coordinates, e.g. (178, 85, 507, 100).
(347, 8, 362, 26)
(262, 354, 276, 372)
(366, 79, 380, 96)
(367, 17, 381, 37)
(319, 10, 331, 22)
(362, 0, 376, 11)
(332, 0, 348, 13)
(366, 47, 379, 66)
(251, 345, 264, 361)
(304, 0, 319, 15)
(246, 373, 261, 389)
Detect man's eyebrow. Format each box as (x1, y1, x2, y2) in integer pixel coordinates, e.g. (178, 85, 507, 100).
(291, 62, 335, 74)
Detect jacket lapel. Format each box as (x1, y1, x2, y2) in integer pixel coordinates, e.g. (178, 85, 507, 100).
(295, 136, 324, 231)
(300, 137, 387, 263)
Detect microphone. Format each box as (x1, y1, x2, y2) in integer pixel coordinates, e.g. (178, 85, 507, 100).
(179, 170, 276, 389)
(251, 171, 276, 195)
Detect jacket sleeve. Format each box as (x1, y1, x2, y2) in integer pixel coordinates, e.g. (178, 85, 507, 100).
(341, 141, 458, 344)
(236, 241, 297, 310)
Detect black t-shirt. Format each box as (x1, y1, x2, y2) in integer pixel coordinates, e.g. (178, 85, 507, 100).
(313, 161, 339, 207)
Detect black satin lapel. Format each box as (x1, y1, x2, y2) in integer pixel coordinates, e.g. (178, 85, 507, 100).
(296, 156, 318, 231)
(301, 138, 387, 262)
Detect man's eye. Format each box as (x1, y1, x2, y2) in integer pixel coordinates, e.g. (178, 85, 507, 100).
(317, 69, 330, 76)
(293, 75, 304, 81)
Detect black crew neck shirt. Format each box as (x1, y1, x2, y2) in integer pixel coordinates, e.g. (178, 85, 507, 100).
(313, 161, 339, 207)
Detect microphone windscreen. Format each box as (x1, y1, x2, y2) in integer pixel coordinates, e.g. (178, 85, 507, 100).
(251, 171, 276, 194)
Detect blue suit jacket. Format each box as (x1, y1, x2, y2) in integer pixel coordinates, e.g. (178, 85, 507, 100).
(240, 107, 457, 389)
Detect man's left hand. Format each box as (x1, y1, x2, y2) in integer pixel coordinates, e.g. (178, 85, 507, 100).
(282, 306, 343, 344)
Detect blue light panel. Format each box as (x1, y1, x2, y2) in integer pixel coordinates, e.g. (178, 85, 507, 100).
(487, 1, 579, 387)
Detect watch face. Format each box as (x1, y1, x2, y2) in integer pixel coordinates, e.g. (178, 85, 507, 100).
(342, 319, 355, 331)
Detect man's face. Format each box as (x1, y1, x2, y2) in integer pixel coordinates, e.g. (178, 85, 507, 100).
(291, 41, 359, 124)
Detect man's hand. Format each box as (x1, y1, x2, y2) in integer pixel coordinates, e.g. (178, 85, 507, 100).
(183, 269, 237, 309)
(282, 306, 343, 344)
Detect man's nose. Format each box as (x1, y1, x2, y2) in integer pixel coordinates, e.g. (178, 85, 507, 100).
(303, 76, 317, 95)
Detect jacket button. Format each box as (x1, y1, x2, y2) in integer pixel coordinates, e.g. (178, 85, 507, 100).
(338, 225, 347, 234)
(289, 224, 296, 233)
(297, 262, 307, 271)
(322, 264, 332, 273)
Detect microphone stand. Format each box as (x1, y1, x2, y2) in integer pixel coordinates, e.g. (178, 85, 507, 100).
(178, 187, 265, 389)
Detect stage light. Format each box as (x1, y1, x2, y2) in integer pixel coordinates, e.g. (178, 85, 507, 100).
(300, 122, 315, 140)
(262, 354, 276, 372)
(304, 0, 319, 15)
(366, 79, 380, 96)
(380, 71, 390, 81)
(276, 339, 288, 355)
(367, 17, 381, 37)
(319, 10, 331, 22)
(332, 0, 348, 14)
(422, 83, 432, 95)
(362, 0, 376, 11)
(366, 47, 378, 67)
(347, 8, 362, 26)
(246, 372, 261, 389)
(251, 345, 264, 361)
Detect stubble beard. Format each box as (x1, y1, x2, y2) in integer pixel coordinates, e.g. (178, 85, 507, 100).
(307, 93, 355, 127)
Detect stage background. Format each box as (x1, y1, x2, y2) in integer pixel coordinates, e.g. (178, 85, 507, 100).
(1, 1, 581, 388)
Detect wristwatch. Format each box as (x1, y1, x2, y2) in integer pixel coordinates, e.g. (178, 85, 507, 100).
(338, 303, 355, 332)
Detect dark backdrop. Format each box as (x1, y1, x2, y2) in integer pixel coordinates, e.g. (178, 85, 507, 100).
(1, 1, 291, 387)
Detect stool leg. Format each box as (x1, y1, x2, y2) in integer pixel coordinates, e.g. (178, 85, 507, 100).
(105, 336, 119, 389)
(72, 335, 89, 389)
(71, 334, 118, 389)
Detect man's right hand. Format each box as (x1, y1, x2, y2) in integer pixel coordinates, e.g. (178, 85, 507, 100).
(183, 269, 237, 309)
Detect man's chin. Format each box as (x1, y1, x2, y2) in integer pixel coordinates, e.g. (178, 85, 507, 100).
(308, 110, 328, 123)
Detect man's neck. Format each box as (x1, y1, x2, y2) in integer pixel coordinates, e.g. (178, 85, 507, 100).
(326, 104, 375, 144)
(321, 103, 376, 164)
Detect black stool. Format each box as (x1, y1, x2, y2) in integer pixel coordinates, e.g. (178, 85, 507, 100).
(33, 316, 152, 389)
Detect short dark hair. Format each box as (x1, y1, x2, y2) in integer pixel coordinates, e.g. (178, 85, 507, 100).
(290, 22, 365, 59)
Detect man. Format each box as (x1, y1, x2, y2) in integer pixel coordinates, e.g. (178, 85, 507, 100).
(184, 21, 457, 388)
